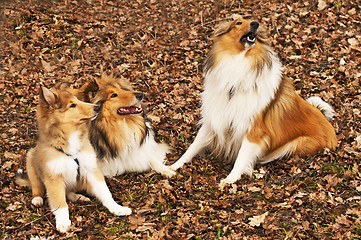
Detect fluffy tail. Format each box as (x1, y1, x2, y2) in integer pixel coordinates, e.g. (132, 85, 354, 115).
(306, 96, 335, 121)
(15, 169, 30, 187)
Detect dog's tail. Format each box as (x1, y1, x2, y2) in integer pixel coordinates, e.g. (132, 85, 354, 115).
(306, 96, 335, 121)
(15, 169, 30, 187)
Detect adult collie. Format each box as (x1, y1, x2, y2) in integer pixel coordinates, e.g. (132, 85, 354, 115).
(170, 18, 337, 189)
(79, 74, 175, 178)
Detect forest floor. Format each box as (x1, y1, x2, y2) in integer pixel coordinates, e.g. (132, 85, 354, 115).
(1, 0, 361, 239)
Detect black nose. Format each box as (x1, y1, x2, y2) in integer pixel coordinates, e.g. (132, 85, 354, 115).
(134, 92, 143, 101)
(94, 105, 101, 113)
(250, 21, 259, 29)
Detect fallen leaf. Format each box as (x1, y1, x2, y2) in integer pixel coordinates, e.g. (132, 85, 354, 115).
(249, 212, 269, 227)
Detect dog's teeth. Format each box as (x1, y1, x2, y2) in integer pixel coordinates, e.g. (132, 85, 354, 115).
(247, 36, 255, 42)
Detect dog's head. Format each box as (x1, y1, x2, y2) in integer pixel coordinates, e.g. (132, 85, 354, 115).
(204, 18, 272, 73)
(38, 84, 100, 124)
(212, 18, 270, 53)
(82, 74, 144, 119)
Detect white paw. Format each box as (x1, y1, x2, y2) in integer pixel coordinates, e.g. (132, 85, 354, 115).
(169, 161, 184, 171)
(219, 178, 234, 191)
(160, 167, 177, 178)
(31, 196, 43, 207)
(56, 218, 71, 233)
(109, 205, 132, 216)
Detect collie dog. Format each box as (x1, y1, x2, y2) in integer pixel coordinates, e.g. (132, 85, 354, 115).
(16, 84, 131, 233)
(79, 74, 175, 178)
(170, 18, 337, 189)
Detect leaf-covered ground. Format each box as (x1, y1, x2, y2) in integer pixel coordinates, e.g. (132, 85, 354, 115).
(1, 0, 361, 239)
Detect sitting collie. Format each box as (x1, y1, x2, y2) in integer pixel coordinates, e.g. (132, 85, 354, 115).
(170, 18, 337, 189)
(79, 74, 175, 178)
(16, 84, 131, 233)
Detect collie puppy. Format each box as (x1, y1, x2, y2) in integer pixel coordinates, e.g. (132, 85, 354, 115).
(16, 84, 131, 233)
(80, 74, 175, 178)
(170, 18, 337, 189)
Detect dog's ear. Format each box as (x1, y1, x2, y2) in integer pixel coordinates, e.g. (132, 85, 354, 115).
(212, 21, 235, 38)
(79, 80, 99, 102)
(40, 85, 57, 107)
(97, 73, 108, 85)
(53, 82, 70, 90)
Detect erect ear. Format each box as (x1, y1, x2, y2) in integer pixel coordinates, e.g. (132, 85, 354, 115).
(40, 85, 57, 107)
(79, 80, 99, 102)
(53, 82, 70, 90)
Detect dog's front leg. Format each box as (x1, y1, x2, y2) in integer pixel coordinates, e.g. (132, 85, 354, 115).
(219, 138, 262, 190)
(170, 125, 211, 171)
(85, 167, 132, 216)
(78, 149, 132, 216)
(44, 178, 71, 233)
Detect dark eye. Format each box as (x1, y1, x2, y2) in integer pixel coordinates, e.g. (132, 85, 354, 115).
(236, 22, 242, 25)
(70, 103, 77, 108)
(110, 93, 118, 98)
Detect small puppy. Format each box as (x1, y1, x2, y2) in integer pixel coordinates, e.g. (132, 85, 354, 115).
(170, 18, 337, 189)
(79, 74, 175, 178)
(16, 84, 131, 233)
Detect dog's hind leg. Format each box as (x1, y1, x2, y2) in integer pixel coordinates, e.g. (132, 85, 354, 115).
(149, 158, 177, 178)
(67, 192, 91, 202)
(170, 125, 211, 171)
(26, 150, 45, 207)
(219, 138, 263, 190)
(145, 142, 176, 177)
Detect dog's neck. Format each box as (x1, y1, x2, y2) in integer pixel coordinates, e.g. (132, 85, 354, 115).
(41, 123, 88, 156)
(90, 115, 147, 159)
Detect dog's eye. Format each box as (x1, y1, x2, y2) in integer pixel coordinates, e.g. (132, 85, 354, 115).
(110, 93, 118, 98)
(236, 22, 242, 25)
(69, 103, 77, 108)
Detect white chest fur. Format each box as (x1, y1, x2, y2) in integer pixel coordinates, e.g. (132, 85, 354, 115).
(201, 51, 283, 143)
(67, 131, 82, 156)
(98, 122, 168, 177)
(47, 131, 97, 187)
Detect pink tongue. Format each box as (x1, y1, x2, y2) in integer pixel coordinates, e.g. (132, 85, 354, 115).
(127, 106, 138, 113)
(117, 106, 142, 115)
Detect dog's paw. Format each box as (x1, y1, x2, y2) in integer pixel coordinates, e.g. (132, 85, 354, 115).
(56, 218, 71, 233)
(67, 192, 91, 203)
(160, 167, 177, 178)
(219, 178, 234, 191)
(169, 161, 184, 171)
(31, 196, 44, 207)
(109, 205, 132, 216)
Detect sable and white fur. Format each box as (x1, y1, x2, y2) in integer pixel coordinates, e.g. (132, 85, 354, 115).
(16, 84, 131, 233)
(170, 18, 337, 189)
(80, 74, 175, 178)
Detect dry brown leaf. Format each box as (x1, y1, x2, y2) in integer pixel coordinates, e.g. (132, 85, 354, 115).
(249, 212, 269, 227)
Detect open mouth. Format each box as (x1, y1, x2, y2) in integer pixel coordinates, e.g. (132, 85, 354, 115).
(241, 31, 256, 44)
(117, 106, 143, 115)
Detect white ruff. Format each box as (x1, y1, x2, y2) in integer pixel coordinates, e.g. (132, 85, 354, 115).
(201, 50, 283, 146)
(47, 155, 78, 187)
(67, 131, 82, 156)
(77, 151, 97, 176)
(98, 122, 169, 177)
